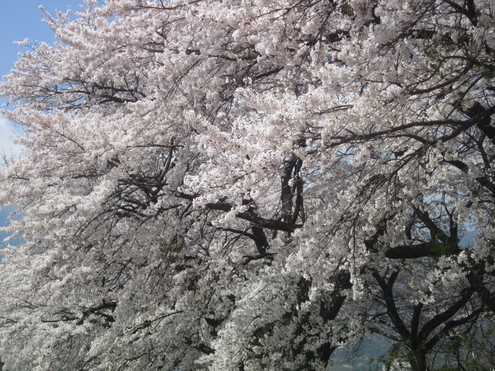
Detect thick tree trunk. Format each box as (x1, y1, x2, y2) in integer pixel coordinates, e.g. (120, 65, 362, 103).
(409, 349, 427, 371)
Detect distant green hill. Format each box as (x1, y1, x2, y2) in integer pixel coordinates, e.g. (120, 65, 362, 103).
(331, 334, 392, 370)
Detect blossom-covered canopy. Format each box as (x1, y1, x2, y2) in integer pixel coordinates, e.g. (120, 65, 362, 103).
(0, 0, 494, 370)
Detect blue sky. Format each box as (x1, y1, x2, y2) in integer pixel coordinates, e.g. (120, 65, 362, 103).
(1, 1, 85, 158)
(0, 1, 85, 83)
(1, 1, 85, 246)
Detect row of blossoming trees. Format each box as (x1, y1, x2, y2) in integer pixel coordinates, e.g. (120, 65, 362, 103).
(0, 0, 494, 370)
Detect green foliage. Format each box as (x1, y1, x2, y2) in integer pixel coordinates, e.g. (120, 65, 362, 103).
(340, 4, 354, 17)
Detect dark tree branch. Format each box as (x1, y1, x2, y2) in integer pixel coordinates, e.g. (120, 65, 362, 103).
(372, 270, 411, 340)
(424, 307, 483, 352)
(418, 289, 475, 341)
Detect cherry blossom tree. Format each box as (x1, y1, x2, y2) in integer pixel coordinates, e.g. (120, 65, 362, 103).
(0, 0, 494, 370)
